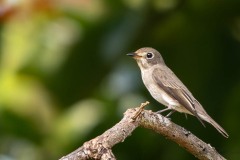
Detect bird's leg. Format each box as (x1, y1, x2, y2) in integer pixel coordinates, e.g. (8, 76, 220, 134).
(184, 113, 188, 119)
(166, 110, 175, 117)
(156, 108, 171, 114)
(156, 107, 175, 120)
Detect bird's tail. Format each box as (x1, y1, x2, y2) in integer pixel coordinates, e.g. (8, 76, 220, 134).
(194, 101, 229, 138)
(203, 114, 229, 138)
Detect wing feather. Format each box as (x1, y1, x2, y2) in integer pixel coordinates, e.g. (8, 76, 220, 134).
(152, 67, 205, 125)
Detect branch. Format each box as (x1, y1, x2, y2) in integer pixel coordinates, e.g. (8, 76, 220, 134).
(59, 101, 226, 160)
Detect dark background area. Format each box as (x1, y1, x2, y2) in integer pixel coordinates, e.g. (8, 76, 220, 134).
(0, 0, 239, 159)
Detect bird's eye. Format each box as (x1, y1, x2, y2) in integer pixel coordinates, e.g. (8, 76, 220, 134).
(146, 52, 153, 59)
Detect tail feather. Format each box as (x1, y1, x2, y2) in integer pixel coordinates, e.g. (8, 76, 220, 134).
(206, 116, 229, 138)
(194, 101, 229, 138)
(197, 112, 229, 138)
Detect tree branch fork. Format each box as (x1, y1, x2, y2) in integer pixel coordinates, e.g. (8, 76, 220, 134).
(59, 101, 226, 160)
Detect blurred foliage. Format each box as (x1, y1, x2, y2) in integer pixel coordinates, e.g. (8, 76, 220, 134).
(0, 0, 240, 159)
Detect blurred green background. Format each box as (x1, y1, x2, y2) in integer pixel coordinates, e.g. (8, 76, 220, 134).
(0, 0, 240, 159)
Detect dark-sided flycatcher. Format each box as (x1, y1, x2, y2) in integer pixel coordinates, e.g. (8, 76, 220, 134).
(127, 47, 228, 138)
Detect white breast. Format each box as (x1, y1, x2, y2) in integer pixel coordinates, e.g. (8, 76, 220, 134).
(140, 66, 180, 109)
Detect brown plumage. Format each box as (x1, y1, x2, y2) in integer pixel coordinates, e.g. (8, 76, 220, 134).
(127, 47, 229, 138)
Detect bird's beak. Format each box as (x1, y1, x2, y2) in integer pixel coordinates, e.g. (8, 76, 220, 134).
(126, 52, 142, 59)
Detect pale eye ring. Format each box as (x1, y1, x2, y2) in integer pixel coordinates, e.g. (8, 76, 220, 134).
(146, 52, 154, 59)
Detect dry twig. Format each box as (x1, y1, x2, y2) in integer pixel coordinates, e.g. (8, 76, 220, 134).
(59, 101, 226, 160)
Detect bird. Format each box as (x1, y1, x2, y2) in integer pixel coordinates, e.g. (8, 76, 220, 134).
(127, 47, 229, 138)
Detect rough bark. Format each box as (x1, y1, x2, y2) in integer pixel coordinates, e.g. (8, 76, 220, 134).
(59, 101, 226, 160)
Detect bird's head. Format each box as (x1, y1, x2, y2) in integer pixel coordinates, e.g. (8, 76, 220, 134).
(127, 47, 165, 69)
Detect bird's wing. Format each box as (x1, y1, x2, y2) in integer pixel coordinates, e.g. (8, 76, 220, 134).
(152, 67, 205, 125)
